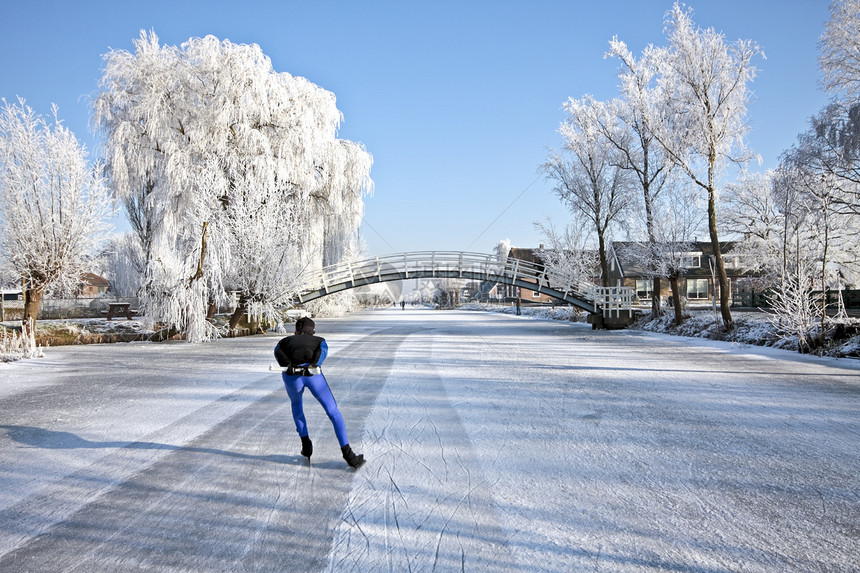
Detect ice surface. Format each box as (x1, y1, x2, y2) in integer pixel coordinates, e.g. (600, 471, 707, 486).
(0, 309, 858, 571)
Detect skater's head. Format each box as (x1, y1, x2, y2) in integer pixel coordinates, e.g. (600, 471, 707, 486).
(295, 317, 315, 335)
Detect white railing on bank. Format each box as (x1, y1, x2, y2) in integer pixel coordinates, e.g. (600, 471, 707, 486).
(589, 282, 634, 318)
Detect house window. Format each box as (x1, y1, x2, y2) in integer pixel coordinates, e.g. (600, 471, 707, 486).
(682, 255, 701, 268)
(686, 278, 709, 299)
(635, 279, 653, 299)
(724, 256, 741, 269)
(532, 289, 541, 298)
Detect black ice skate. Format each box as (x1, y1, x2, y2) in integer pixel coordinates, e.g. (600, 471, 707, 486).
(301, 435, 313, 460)
(341, 444, 365, 469)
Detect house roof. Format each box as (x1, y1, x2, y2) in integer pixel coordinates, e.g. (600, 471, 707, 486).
(611, 241, 743, 278)
(80, 272, 109, 287)
(612, 240, 738, 253)
(508, 247, 544, 264)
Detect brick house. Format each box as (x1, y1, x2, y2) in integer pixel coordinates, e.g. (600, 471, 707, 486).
(497, 247, 557, 304)
(79, 273, 110, 298)
(607, 241, 757, 305)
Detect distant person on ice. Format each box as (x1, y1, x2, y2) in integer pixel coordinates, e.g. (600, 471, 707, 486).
(274, 317, 365, 469)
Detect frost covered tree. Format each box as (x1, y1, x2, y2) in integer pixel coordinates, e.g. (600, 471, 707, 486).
(796, 1, 860, 217)
(0, 99, 111, 351)
(494, 238, 511, 263)
(94, 32, 372, 341)
(820, 0, 860, 100)
(718, 0, 860, 350)
(100, 233, 144, 298)
(638, 3, 762, 330)
(726, 161, 858, 350)
(791, 102, 860, 216)
(782, 149, 860, 332)
(721, 172, 783, 272)
(301, 139, 373, 320)
(725, 167, 817, 324)
(617, 184, 704, 325)
(764, 165, 824, 351)
(605, 40, 674, 316)
(543, 95, 633, 286)
(534, 217, 600, 291)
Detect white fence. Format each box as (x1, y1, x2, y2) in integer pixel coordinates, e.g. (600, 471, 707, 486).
(0, 297, 141, 321)
(590, 283, 635, 318)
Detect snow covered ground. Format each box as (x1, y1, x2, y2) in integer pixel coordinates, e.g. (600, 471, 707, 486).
(0, 308, 858, 571)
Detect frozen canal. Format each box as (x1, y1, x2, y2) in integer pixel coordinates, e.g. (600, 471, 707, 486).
(0, 308, 858, 572)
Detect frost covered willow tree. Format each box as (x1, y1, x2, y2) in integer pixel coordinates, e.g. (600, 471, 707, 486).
(0, 99, 111, 351)
(636, 3, 762, 331)
(100, 233, 144, 298)
(494, 239, 511, 263)
(94, 32, 372, 341)
(301, 139, 373, 318)
(543, 95, 633, 286)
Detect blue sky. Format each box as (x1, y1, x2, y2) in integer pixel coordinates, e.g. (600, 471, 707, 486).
(0, 0, 832, 256)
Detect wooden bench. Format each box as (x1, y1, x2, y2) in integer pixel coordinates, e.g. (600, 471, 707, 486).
(101, 302, 138, 321)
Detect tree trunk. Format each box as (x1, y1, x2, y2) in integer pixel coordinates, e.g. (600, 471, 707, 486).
(706, 179, 733, 330)
(22, 285, 45, 344)
(597, 232, 610, 287)
(206, 298, 217, 321)
(820, 203, 829, 335)
(642, 176, 661, 318)
(669, 273, 684, 326)
(651, 276, 661, 317)
(228, 294, 247, 331)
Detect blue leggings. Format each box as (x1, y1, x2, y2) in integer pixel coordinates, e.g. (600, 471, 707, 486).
(282, 373, 349, 447)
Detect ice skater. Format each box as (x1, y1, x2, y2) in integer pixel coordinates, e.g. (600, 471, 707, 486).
(274, 317, 365, 469)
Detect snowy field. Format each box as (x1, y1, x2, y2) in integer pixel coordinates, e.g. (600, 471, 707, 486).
(0, 308, 858, 572)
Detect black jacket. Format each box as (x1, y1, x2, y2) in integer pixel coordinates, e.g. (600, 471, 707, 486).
(275, 333, 326, 367)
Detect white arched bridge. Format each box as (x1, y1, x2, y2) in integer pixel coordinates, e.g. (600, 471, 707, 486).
(285, 251, 634, 323)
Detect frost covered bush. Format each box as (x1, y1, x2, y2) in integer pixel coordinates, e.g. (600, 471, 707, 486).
(306, 291, 360, 318)
(0, 328, 43, 362)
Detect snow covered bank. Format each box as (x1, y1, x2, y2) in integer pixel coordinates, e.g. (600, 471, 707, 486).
(459, 302, 588, 323)
(459, 303, 860, 360)
(632, 310, 860, 359)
